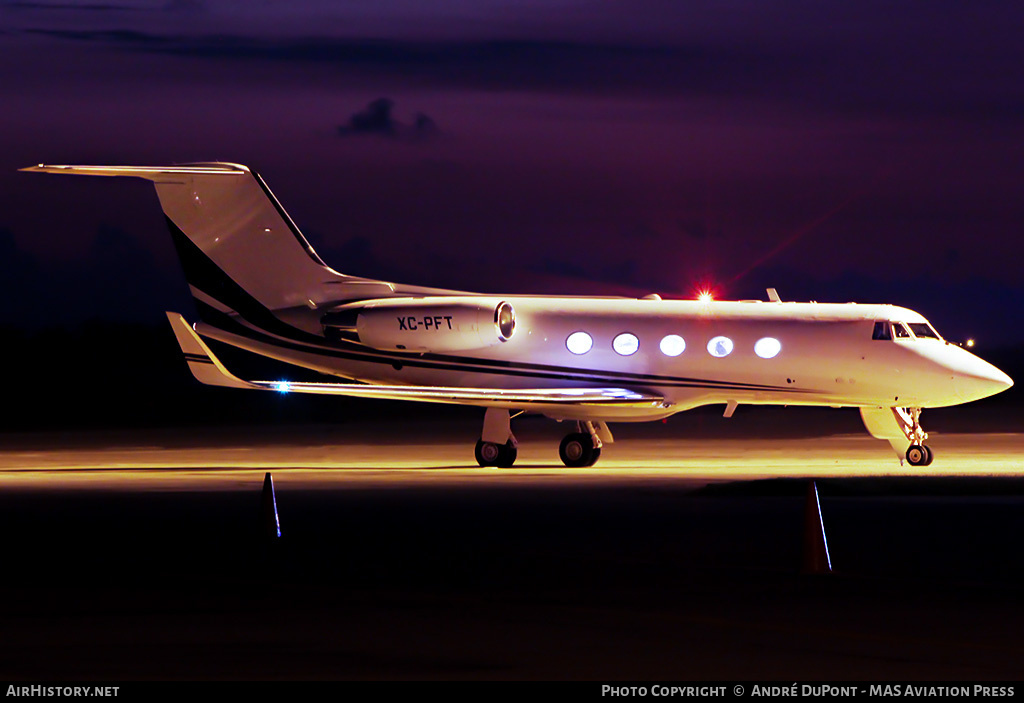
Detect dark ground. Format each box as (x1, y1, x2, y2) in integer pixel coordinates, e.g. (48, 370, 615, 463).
(1, 475, 1023, 680)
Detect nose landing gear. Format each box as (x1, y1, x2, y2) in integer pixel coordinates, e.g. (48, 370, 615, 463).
(902, 407, 934, 466)
(906, 443, 934, 467)
(860, 405, 934, 466)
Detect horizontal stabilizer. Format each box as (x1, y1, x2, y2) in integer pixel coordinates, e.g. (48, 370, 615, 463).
(166, 312, 252, 389)
(20, 164, 247, 180)
(166, 312, 664, 410)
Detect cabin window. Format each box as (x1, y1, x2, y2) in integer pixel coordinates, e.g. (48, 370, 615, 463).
(659, 334, 686, 357)
(566, 331, 593, 355)
(612, 333, 639, 356)
(908, 323, 939, 339)
(707, 336, 733, 358)
(754, 337, 782, 359)
(893, 322, 912, 339)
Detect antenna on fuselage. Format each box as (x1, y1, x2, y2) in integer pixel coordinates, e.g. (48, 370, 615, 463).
(766, 288, 782, 303)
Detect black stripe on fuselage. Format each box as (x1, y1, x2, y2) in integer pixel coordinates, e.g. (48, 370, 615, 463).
(166, 216, 812, 393)
(207, 320, 813, 393)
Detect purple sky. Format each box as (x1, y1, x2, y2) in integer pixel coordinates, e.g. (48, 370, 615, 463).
(2, 1, 1023, 343)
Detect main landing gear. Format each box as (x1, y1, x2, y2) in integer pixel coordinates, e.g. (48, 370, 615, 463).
(475, 438, 518, 468)
(475, 407, 520, 468)
(474, 409, 611, 468)
(558, 423, 603, 468)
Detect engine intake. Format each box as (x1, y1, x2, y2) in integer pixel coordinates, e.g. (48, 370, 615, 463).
(322, 298, 516, 352)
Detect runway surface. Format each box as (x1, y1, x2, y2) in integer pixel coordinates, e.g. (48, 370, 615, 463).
(2, 422, 1024, 680)
(1, 423, 1023, 490)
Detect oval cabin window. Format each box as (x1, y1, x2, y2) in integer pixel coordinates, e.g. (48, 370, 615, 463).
(659, 334, 685, 357)
(566, 331, 593, 355)
(754, 337, 782, 359)
(707, 336, 733, 358)
(612, 333, 639, 356)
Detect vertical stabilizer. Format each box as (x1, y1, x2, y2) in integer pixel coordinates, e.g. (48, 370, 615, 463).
(21, 163, 343, 316)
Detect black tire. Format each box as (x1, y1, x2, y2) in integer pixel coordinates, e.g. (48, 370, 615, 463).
(585, 447, 601, 467)
(922, 445, 934, 466)
(906, 444, 928, 466)
(559, 432, 594, 468)
(475, 439, 501, 467)
(476, 439, 517, 467)
(496, 442, 518, 468)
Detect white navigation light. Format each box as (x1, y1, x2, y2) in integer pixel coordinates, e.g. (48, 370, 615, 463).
(566, 331, 593, 355)
(659, 334, 686, 357)
(613, 333, 639, 356)
(275, 381, 291, 393)
(707, 336, 733, 358)
(755, 337, 782, 359)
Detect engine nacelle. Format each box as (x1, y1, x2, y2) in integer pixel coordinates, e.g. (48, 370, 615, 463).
(322, 297, 516, 352)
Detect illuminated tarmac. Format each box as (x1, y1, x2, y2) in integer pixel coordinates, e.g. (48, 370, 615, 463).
(1, 427, 1022, 490)
(3, 424, 1024, 679)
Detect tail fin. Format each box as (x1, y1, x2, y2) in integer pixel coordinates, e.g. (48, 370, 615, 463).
(21, 163, 342, 316)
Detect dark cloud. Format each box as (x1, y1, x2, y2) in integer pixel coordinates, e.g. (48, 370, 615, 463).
(20, 29, 797, 99)
(19, 19, 1024, 122)
(3, 2, 142, 10)
(337, 98, 438, 141)
(679, 219, 721, 241)
(163, 0, 204, 12)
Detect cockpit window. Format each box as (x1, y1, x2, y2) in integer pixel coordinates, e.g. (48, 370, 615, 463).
(908, 323, 940, 339)
(873, 320, 936, 341)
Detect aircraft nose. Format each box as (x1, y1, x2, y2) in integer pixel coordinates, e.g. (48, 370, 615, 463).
(953, 352, 1013, 402)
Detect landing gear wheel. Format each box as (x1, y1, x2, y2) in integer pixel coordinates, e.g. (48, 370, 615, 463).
(906, 444, 930, 467)
(476, 440, 500, 466)
(475, 439, 517, 467)
(922, 445, 934, 466)
(496, 441, 518, 468)
(559, 432, 601, 467)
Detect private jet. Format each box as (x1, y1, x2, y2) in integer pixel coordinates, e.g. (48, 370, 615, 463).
(22, 163, 1013, 467)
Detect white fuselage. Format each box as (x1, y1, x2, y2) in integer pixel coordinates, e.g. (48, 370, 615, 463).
(200, 296, 1012, 422)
